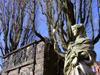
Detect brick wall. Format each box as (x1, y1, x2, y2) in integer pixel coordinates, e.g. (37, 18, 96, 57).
(1, 40, 64, 75)
(92, 61, 100, 75)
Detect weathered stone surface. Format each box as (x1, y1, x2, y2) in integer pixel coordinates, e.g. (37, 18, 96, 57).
(19, 64, 33, 75)
(2, 44, 35, 72)
(8, 69, 19, 75)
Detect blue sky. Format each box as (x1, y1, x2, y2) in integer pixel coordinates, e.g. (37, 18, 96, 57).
(94, 40, 100, 61)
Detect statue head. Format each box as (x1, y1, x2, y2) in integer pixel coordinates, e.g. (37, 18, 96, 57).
(71, 23, 86, 37)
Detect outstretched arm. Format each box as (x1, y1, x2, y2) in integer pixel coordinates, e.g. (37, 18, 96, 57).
(54, 41, 65, 58)
(53, 29, 65, 57)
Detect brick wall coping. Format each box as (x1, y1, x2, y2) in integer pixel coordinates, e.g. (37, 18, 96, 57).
(3, 39, 42, 59)
(3, 59, 34, 72)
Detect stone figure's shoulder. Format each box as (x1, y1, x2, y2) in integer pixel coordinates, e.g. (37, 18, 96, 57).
(83, 37, 93, 44)
(75, 37, 92, 44)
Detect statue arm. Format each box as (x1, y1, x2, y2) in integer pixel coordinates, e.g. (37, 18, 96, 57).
(53, 29, 65, 58)
(54, 42, 65, 58)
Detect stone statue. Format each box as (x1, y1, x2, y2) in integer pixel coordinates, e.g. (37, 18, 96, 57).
(54, 24, 96, 75)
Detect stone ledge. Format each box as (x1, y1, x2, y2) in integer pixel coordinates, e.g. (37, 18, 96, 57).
(3, 39, 42, 59)
(3, 59, 34, 72)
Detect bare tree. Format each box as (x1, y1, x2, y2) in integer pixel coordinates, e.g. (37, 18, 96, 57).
(32, 0, 100, 56)
(0, 0, 37, 56)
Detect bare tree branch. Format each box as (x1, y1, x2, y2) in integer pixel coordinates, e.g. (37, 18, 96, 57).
(93, 0, 100, 44)
(32, 0, 45, 42)
(0, 47, 4, 56)
(0, 64, 2, 68)
(0, 0, 38, 54)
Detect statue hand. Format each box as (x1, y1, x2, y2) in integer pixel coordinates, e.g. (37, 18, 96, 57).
(72, 57, 78, 66)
